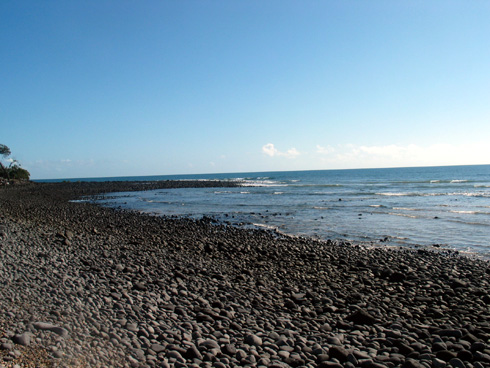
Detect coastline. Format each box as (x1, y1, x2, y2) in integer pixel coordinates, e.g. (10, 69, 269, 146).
(1, 182, 490, 367)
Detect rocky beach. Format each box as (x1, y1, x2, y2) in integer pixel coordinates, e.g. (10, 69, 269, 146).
(1, 181, 490, 368)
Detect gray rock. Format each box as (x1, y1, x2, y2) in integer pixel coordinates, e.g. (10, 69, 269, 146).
(12, 333, 30, 346)
(200, 339, 220, 349)
(150, 343, 166, 353)
(167, 350, 184, 361)
(244, 334, 262, 346)
(222, 343, 237, 356)
(126, 323, 139, 332)
(133, 282, 147, 291)
(131, 348, 146, 361)
(52, 326, 69, 338)
(0, 342, 13, 350)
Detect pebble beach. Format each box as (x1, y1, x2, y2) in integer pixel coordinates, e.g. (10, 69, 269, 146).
(1, 181, 490, 368)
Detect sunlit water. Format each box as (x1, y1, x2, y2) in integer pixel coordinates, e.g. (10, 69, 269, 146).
(68, 165, 490, 258)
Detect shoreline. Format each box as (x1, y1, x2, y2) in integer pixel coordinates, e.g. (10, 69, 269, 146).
(1, 182, 490, 367)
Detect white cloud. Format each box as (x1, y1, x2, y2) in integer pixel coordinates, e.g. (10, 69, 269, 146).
(284, 147, 300, 158)
(316, 145, 335, 155)
(314, 142, 490, 168)
(262, 143, 278, 157)
(262, 143, 300, 158)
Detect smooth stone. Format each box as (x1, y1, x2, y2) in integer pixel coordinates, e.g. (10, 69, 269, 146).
(439, 329, 463, 338)
(346, 309, 378, 325)
(167, 350, 184, 361)
(436, 350, 457, 362)
(150, 344, 166, 353)
(329, 346, 349, 362)
(50, 326, 69, 338)
(402, 359, 426, 368)
(126, 323, 139, 332)
(133, 282, 147, 291)
(448, 358, 466, 368)
(0, 343, 13, 350)
(327, 337, 342, 346)
(200, 339, 220, 349)
(184, 345, 203, 360)
(244, 334, 263, 346)
(12, 333, 30, 346)
(131, 348, 146, 361)
(432, 358, 447, 368)
(457, 349, 473, 361)
(318, 362, 343, 368)
(222, 344, 237, 356)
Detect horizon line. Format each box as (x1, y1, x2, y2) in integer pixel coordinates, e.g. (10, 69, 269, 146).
(32, 163, 490, 182)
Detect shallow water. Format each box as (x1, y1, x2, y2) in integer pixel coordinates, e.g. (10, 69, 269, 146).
(78, 165, 490, 258)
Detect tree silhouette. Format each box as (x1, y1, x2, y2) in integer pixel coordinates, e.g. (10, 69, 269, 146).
(0, 144, 30, 181)
(0, 144, 12, 179)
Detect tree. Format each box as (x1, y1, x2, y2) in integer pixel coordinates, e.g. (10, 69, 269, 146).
(0, 144, 12, 179)
(0, 144, 30, 181)
(9, 165, 30, 180)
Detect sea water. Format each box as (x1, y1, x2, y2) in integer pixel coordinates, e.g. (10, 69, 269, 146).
(59, 165, 490, 258)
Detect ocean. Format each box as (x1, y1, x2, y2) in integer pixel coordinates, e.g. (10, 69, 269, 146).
(50, 165, 490, 258)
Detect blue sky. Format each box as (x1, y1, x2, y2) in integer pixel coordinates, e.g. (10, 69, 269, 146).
(1, 1, 489, 179)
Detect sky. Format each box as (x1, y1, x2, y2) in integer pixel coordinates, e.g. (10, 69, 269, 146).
(1, 1, 489, 180)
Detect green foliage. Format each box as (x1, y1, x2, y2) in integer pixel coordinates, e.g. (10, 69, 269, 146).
(8, 165, 30, 180)
(0, 144, 11, 157)
(0, 143, 30, 181)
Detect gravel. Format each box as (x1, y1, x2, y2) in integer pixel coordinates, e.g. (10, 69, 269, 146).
(0, 181, 489, 368)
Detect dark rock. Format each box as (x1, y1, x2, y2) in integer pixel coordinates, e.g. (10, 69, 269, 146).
(346, 309, 379, 325)
(184, 345, 203, 360)
(402, 360, 426, 368)
(432, 342, 448, 352)
(244, 334, 262, 346)
(457, 349, 472, 361)
(222, 344, 237, 356)
(133, 282, 147, 291)
(200, 339, 220, 349)
(439, 329, 463, 338)
(390, 271, 406, 282)
(318, 362, 343, 368)
(329, 346, 350, 362)
(474, 351, 490, 363)
(448, 358, 466, 368)
(461, 333, 480, 344)
(284, 299, 298, 309)
(166, 350, 184, 361)
(436, 350, 457, 362)
(471, 342, 487, 352)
